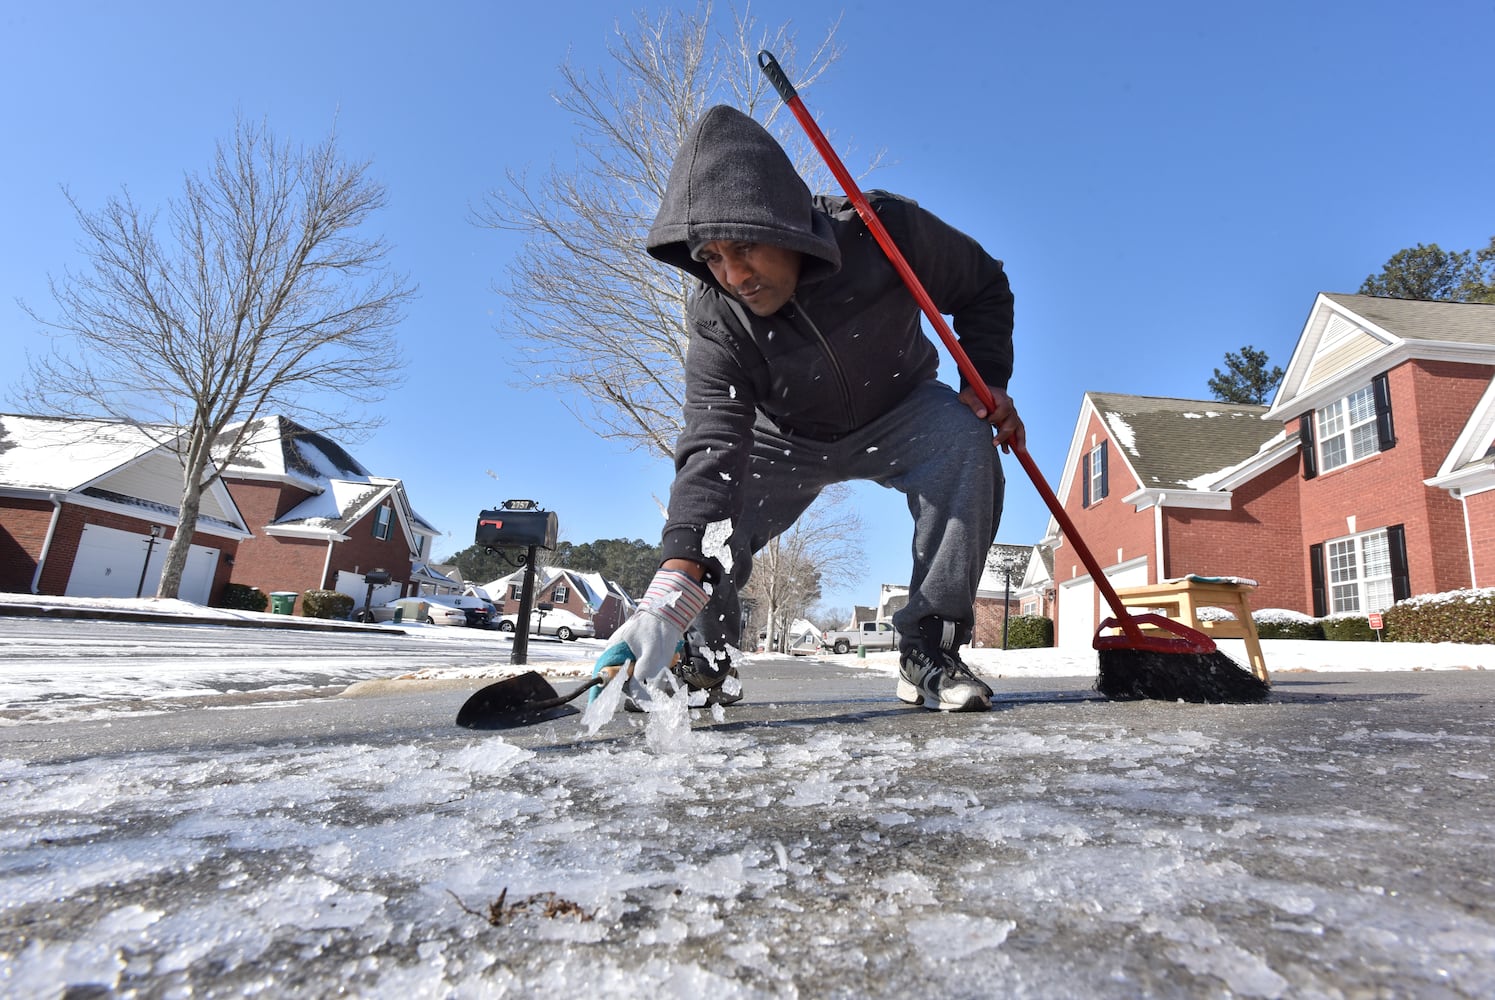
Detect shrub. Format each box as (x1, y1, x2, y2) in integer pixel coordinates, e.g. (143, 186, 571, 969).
(1382, 588, 1495, 644)
(218, 583, 268, 613)
(1006, 615, 1054, 649)
(1249, 608, 1323, 640)
(302, 589, 354, 620)
(1321, 615, 1376, 642)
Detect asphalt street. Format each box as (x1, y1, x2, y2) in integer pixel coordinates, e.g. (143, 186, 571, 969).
(2, 621, 1494, 997)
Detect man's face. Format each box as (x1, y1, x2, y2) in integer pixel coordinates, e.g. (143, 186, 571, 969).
(694, 240, 802, 316)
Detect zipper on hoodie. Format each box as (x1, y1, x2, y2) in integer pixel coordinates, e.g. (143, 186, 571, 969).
(785, 297, 859, 430)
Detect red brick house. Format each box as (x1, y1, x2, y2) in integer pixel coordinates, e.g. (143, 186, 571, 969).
(1046, 294, 1495, 647)
(483, 566, 636, 638)
(218, 416, 442, 607)
(0, 414, 251, 602)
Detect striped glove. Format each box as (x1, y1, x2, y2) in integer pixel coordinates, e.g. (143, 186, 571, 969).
(590, 569, 709, 692)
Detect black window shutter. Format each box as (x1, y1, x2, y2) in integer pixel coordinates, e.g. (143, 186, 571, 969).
(1099, 441, 1110, 499)
(1299, 416, 1317, 479)
(1309, 543, 1326, 617)
(1081, 450, 1091, 508)
(1373, 373, 1397, 452)
(1386, 523, 1410, 601)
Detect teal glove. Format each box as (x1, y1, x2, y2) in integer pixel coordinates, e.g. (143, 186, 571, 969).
(589, 569, 709, 700)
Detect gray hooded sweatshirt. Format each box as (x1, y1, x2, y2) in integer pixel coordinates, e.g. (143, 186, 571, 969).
(646, 105, 1013, 576)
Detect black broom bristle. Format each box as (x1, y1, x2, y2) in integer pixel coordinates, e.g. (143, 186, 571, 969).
(1096, 649, 1270, 703)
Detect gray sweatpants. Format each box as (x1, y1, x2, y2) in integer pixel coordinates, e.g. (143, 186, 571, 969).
(687, 379, 1004, 655)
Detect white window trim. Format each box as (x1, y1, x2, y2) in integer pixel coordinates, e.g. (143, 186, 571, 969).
(1325, 527, 1394, 615)
(1316, 383, 1380, 474)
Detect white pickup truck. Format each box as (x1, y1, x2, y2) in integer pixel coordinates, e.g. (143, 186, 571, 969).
(820, 620, 898, 654)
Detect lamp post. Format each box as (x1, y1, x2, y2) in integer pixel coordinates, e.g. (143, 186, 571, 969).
(1001, 555, 1017, 650)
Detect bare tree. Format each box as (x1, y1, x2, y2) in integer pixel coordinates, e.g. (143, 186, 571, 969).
(16, 117, 415, 599)
(474, 2, 857, 459)
(744, 486, 866, 652)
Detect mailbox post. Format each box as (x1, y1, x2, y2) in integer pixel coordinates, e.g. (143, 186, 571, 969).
(474, 500, 558, 666)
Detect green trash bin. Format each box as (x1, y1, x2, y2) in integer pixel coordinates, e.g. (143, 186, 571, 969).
(269, 591, 298, 615)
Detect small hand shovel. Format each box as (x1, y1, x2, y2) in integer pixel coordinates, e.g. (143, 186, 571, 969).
(456, 672, 607, 730)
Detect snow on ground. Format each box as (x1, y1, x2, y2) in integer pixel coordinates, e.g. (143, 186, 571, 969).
(3, 596, 1495, 995)
(2, 591, 1495, 708)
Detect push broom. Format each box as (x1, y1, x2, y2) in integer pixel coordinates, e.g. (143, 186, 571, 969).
(758, 52, 1269, 703)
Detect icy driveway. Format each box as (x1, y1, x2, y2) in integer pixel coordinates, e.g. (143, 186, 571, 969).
(3, 664, 1495, 998)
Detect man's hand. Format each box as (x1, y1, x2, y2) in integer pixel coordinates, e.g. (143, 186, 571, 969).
(958, 384, 1026, 453)
(590, 568, 709, 694)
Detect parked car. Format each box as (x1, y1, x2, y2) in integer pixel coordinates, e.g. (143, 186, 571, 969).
(821, 620, 898, 654)
(407, 596, 469, 627)
(497, 607, 595, 641)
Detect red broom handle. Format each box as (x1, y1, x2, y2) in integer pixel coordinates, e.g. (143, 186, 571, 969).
(757, 51, 1147, 642)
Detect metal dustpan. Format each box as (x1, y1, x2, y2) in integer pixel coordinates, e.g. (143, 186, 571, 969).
(456, 672, 605, 730)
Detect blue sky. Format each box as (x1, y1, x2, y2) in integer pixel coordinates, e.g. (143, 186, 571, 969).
(2, 1, 1491, 612)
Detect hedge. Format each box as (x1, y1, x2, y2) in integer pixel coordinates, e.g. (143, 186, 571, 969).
(1006, 614, 1054, 649)
(218, 583, 268, 613)
(301, 589, 355, 620)
(1382, 588, 1495, 644)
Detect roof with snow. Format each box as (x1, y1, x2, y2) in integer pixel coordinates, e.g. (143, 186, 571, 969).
(219, 416, 437, 536)
(219, 416, 371, 491)
(1088, 393, 1284, 492)
(0, 414, 177, 491)
(0, 414, 247, 533)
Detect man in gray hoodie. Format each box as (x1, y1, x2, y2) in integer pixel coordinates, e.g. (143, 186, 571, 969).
(594, 104, 1022, 713)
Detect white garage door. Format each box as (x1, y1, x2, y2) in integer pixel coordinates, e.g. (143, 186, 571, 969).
(1057, 577, 1096, 649)
(65, 523, 219, 604)
(1056, 558, 1150, 649)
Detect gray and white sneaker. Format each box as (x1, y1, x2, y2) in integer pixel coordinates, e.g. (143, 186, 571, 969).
(896, 617, 992, 712)
(675, 641, 743, 706)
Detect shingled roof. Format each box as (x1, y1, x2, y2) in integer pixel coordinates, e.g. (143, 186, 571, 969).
(1321, 294, 1495, 347)
(1088, 393, 1287, 493)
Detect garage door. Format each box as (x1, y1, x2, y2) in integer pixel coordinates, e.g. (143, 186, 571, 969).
(65, 523, 219, 604)
(1056, 559, 1150, 649)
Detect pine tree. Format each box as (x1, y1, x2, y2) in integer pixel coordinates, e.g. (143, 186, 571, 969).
(1208, 345, 1284, 405)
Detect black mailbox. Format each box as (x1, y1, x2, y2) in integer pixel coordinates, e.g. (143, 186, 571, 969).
(476, 508, 558, 550)
(364, 569, 391, 585)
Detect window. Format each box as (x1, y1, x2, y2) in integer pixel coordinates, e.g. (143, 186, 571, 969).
(372, 505, 392, 541)
(1308, 374, 1395, 476)
(510, 584, 523, 601)
(1325, 529, 1395, 614)
(551, 584, 569, 603)
(1082, 441, 1108, 508)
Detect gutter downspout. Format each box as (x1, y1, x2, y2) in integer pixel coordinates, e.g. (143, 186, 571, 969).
(31, 495, 64, 594)
(322, 538, 337, 590)
(1459, 490, 1478, 588)
(1154, 492, 1168, 582)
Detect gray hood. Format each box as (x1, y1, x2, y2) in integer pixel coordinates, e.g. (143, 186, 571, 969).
(646, 105, 841, 288)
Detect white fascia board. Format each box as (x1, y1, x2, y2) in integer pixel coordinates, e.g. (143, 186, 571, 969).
(263, 524, 350, 542)
(1425, 463, 1495, 497)
(1123, 487, 1234, 511)
(1267, 339, 1495, 422)
(1213, 435, 1300, 491)
(53, 489, 254, 541)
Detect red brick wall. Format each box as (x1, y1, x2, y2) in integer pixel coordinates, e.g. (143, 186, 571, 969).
(973, 596, 1017, 648)
(1298, 361, 1491, 599)
(1164, 455, 1305, 612)
(1054, 414, 1153, 624)
(223, 480, 418, 608)
(7, 500, 237, 600)
(0, 498, 57, 592)
(1466, 488, 1495, 587)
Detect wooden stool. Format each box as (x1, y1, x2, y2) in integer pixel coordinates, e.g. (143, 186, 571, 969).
(1114, 576, 1269, 683)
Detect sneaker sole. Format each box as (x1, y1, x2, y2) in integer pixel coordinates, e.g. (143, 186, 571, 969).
(896, 677, 989, 712)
